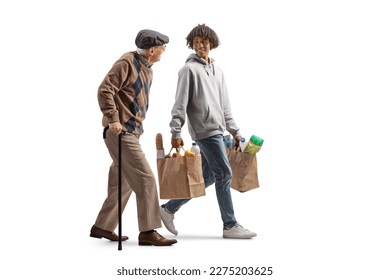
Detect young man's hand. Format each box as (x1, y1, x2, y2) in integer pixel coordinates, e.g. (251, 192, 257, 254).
(171, 138, 184, 148)
(234, 135, 242, 149)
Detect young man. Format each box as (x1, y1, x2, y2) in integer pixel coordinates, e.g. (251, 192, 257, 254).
(91, 29, 177, 246)
(160, 24, 257, 239)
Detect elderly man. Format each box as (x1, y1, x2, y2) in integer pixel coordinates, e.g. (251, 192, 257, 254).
(90, 29, 177, 246)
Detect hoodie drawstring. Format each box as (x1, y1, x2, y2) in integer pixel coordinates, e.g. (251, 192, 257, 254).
(204, 64, 215, 76)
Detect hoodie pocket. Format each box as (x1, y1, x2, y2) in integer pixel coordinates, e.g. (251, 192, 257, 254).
(204, 104, 224, 130)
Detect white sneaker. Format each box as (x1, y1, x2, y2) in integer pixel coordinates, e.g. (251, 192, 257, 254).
(223, 223, 257, 239)
(159, 205, 178, 235)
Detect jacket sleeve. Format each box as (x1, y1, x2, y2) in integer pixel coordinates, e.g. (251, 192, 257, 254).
(97, 60, 130, 123)
(221, 73, 241, 138)
(169, 67, 191, 139)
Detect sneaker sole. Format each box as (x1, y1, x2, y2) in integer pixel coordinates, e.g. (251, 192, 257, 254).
(223, 233, 257, 239)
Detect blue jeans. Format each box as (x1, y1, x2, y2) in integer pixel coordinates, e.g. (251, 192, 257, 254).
(164, 134, 237, 229)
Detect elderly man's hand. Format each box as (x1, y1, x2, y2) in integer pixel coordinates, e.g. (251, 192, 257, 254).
(109, 122, 123, 135)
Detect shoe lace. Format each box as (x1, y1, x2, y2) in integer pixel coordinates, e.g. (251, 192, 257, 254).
(235, 223, 249, 232)
(154, 230, 165, 239)
(164, 208, 175, 220)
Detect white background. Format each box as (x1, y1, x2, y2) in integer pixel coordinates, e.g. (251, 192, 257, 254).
(1, 0, 389, 279)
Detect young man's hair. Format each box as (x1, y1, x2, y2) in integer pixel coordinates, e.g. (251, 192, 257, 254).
(186, 24, 220, 50)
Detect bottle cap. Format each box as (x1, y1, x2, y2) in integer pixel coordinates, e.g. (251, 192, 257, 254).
(250, 135, 264, 146)
(240, 137, 246, 142)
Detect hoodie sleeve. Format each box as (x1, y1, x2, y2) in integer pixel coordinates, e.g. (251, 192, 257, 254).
(221, 73, 241, 138)
(169, 66, 191, 139)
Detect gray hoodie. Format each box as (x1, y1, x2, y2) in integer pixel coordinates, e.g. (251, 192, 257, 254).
(170, 53, 240, 140)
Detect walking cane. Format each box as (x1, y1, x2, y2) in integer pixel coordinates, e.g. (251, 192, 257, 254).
(118, 133, 122, 251)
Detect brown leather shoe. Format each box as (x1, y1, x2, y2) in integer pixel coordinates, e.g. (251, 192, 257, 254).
(90, 225, 128, 241)
(138, 230, 177, 246)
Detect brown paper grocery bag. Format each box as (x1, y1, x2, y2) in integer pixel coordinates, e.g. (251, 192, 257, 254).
(157, 154, 205, 199)
(227, 148, 260, 192)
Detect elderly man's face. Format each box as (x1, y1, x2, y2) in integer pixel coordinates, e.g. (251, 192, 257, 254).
(150, 44, 166, 63)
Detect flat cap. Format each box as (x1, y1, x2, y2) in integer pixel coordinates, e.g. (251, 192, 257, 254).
(135, 29, 169, 49)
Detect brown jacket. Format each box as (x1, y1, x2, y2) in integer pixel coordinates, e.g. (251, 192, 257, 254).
(98, 51, 153, 135)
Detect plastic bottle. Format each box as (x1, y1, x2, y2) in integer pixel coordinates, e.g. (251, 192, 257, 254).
(239, 137, 248, 151)
(243, 135, 264, 154)
(223, 135, 233, 149)
(190, 141, 201, 155)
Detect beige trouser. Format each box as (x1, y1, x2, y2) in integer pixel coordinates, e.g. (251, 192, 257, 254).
(94, 131, 162, 232)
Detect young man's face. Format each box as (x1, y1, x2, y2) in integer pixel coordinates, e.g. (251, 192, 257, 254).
(193, 36, 210, 61)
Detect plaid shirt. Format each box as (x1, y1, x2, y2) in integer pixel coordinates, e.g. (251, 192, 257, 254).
(98, 51, 153, 135)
